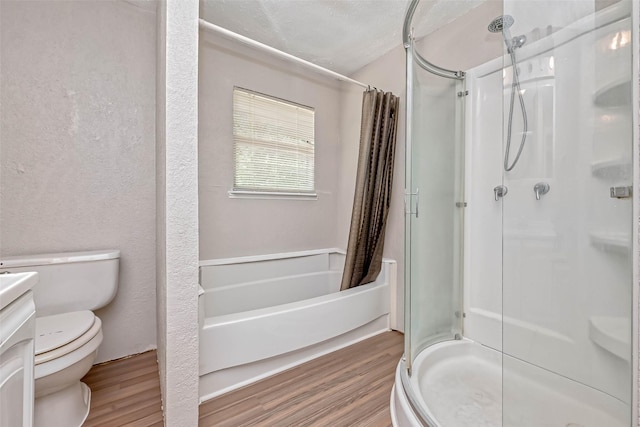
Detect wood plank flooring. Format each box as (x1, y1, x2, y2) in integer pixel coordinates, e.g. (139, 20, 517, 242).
(80, 331, 404, 426)
(199, 331, 404, 427)
(82, 350, 163, 427)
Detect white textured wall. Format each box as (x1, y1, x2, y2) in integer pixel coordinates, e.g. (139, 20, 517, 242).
(198, 31, 344, 259)
(0, 0, 157, 363)
(156, 0, 200, 424)
(155, 0, 168, 409)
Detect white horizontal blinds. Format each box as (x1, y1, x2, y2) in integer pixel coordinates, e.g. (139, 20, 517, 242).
(233, 88, 315, 193)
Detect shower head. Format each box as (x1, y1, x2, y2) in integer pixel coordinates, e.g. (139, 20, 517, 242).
(488, 15, 525, 52)
(488, 15, 514, 33)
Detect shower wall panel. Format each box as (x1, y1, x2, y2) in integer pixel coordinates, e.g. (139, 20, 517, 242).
(465, 3, 633, 417)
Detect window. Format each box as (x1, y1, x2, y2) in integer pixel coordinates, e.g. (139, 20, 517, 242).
(232, 87, 315, 197)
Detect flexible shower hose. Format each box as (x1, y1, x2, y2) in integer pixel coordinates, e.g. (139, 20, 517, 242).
(504, 49, 529, 172)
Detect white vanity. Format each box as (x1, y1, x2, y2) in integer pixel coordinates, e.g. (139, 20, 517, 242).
(0, 272, 38, 427)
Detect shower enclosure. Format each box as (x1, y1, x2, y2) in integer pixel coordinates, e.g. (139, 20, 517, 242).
(393, 0, 638, 426)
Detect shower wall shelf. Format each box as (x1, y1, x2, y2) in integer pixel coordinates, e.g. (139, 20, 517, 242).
(588, 316, 630, 361)
(589, 231, 630, 253)
(590, 157, 632, 179)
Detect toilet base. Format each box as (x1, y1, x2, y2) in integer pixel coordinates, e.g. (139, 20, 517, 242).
(34, 381, 91, 427)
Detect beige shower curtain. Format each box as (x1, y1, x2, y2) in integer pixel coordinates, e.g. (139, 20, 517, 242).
(340, 89, 399, 291)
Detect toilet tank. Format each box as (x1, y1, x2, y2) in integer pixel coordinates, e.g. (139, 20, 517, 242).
(0, 250, 120, 317)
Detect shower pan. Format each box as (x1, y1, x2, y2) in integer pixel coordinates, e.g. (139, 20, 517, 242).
(393, 0, 638, 426)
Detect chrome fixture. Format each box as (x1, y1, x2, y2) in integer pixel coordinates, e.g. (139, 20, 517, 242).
(487, 14, 513, 32)
(403, 0, 465, 80)
(488, 15, 529, 172)
(534, 182, 550, 200)
(494, 185, 508, 201)
(199, 19, 370, 89)
(510, 34, 527, 51)
(610, 186, 632, 199)
(405, 188, 420, 217)
(488, 15, 527, 53)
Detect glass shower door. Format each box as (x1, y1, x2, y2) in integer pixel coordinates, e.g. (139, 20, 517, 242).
(500, 1, 634, 425)
(404, 40, 466, 371)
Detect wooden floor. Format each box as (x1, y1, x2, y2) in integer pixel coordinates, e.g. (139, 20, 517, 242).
(81, 331, 404, 426)
(199, 331, 404, 427)
(82, 350, 163, 427)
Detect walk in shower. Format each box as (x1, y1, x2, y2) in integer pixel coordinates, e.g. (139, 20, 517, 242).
(392, 0, 638, 426)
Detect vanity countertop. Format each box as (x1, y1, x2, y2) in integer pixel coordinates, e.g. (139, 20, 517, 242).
(0, 272, 38, 311)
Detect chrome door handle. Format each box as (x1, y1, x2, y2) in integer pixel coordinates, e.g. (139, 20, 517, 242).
(494, 185, 508, 201)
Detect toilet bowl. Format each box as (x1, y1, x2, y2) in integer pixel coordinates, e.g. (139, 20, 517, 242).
(34, 311, 103, 427)
(0, 250, 120, 427)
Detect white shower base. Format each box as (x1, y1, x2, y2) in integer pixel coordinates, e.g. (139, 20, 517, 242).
(391, 340, 629, 427)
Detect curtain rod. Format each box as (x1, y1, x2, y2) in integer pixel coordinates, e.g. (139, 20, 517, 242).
(198, 19, 369, 90)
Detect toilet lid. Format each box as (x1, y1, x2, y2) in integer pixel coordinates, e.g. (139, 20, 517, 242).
(35, 311, 96, 355)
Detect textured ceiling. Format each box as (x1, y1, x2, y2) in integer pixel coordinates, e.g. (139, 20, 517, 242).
(201, 0, 486, 75)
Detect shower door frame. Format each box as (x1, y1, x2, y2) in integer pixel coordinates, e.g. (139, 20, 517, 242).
(403, 2, 466, 373)
(402, 32, 468, 425)
(631, 1, 639, 424)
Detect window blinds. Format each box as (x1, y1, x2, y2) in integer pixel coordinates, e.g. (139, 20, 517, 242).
(233, 88, 315, 193)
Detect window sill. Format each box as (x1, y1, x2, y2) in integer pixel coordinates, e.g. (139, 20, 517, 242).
(228, 190, 318, 200)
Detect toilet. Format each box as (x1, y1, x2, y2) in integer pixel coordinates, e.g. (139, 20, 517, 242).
(0, 250, 120, 427)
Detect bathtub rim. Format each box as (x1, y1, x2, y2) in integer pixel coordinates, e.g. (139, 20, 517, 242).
(199, 247, 396, 267)
(199, 247, 398, 329)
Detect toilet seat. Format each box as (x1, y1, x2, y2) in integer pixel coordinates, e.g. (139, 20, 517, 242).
(35, 311, 101, 366)
(32, 313, 103, 427)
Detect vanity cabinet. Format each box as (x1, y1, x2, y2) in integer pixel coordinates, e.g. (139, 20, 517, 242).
(0, 274, 37, 427)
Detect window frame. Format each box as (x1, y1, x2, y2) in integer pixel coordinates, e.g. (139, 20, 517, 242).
(230, 87, 317, 200)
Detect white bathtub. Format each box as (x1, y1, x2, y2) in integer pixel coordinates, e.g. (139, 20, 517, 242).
(198, 248, 395, 402)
